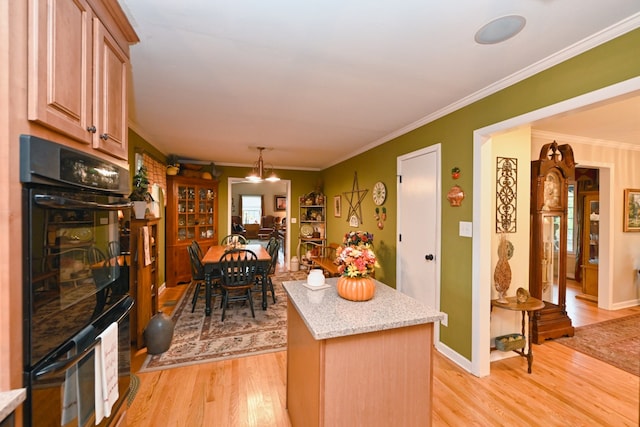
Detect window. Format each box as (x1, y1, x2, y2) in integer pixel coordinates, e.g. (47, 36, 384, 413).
(567, 184, 575, 252)
(241, 195, 262, 224)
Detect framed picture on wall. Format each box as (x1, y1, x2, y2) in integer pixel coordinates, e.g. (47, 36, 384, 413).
(334, 195, 341, 217)
(623, 188, 640, 232)
(275, 195, 286, 211)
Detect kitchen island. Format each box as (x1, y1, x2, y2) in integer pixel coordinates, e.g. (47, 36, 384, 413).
(283, 277, 444, 427)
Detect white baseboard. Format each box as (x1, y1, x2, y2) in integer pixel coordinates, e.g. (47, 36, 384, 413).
(434, 341, 475, 376)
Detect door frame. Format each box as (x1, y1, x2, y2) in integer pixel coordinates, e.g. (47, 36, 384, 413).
(470, 76, 640, 377)
(228, 177, 292, 269)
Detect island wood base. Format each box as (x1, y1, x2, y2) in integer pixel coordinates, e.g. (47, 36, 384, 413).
(286, 304, 434, 427)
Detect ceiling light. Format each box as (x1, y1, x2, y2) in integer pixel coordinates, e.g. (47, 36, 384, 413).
(246, 147, 280, 182)
(475, 15, 526, 45)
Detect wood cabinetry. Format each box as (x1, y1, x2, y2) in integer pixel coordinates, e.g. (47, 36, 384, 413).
(28, 0, 138, 160)
(129, 218, 160, 348)
(287, 301, 434, 426)
(580, 192, 599, 301)
(166, 176, 218, 287)
(297, 197, 326, 269)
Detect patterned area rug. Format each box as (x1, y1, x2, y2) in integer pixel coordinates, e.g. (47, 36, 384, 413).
(556, 314, 640, 376)
(139, 270, 307, 372)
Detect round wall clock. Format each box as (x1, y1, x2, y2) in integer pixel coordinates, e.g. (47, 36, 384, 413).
(372, 181, 387, 205)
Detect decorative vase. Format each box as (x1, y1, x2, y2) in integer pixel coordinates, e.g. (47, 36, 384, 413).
(447, 185, 465, 207)
(336, 276, 375, 301)
(516, 287, 530, 304)
(494, 234, 512, 303)
(307, 269, 325, 287)
(144, 311, 175, 355)
(132, 201, 147, 219)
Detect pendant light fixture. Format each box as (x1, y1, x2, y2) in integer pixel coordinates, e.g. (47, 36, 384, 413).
(246, 146, 280, 182)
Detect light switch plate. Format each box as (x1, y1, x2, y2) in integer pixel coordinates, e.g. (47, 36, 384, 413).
(291, 218, 297, 224)
(459, 221, 472, 237)
(441, 312, 448, 327)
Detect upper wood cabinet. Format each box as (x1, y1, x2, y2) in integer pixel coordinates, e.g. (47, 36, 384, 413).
(28, 0, 138, 160)
(93, 18, 130, 158)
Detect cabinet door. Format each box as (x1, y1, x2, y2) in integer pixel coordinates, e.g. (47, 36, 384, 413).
(28, 0, 93, 144)
(168, 243, 191, 286)
(176, 184, 197, 242)
(584, 197, 599, 264)
(93, 18, 129, 160)
(197, 186, 216, 241)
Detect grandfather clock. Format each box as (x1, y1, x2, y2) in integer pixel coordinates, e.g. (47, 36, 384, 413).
(530, 141, 575, 344)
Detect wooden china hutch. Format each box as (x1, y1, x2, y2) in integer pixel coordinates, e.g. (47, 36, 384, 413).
(529, 141, 575, 344)
(166, 175, 219, 286)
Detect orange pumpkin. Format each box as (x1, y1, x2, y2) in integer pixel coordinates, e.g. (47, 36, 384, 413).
(336, 276, 375, 301)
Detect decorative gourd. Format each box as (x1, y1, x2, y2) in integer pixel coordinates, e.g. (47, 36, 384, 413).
(494, 234, 512, 303)
(337, 276, 375, 302)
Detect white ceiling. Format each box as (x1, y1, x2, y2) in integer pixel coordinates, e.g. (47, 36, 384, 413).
(120, 0, 640, 171)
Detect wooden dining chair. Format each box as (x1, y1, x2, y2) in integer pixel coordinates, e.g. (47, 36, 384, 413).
(256, 238, 279, 304)
(190, 240, 203, 259)
(220, 234, 248, 246)
(107, 241, 124, 265)
(218, 249, 258, 321)
(187, 244, 221, 313)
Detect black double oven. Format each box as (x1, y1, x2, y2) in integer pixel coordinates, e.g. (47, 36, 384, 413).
(21, 135, 133, 427)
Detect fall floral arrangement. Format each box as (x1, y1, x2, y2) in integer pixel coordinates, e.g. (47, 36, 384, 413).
(334, 231, 377, 278)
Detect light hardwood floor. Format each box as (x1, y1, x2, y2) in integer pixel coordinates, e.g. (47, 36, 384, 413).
(128, 275, 640, 426)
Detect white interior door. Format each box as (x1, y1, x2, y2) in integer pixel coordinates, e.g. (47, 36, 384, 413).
(397, 145, 441, 313)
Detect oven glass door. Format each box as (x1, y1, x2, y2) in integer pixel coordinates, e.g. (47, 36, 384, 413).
(25, 186, 131, 367)
(27, 302, 132, 427)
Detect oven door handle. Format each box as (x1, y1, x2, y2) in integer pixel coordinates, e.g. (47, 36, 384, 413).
(34, 304, 131, 379)
(34, 194, 133, 211)
(34, 338, 101, 379)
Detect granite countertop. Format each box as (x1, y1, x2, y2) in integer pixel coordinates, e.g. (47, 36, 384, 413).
(0, 388, 26, 422)
(283, 277, 445, 340)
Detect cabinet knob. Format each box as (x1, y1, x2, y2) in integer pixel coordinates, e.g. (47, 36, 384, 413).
(86, 126, 96, 133)
(100, 133, 109, 141)
(425, 254, 434, 261)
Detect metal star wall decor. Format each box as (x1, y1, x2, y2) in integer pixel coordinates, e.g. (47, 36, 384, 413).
(343, 172, 368, 226)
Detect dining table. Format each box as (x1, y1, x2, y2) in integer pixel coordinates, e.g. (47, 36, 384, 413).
(201, 244, 272, 316)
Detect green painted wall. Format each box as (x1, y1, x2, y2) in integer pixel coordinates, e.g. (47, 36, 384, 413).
(127, 129, 168, 286)
(321, 28, 640, 360)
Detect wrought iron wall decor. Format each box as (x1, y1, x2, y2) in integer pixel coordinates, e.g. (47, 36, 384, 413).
(496, 157, 517, 233)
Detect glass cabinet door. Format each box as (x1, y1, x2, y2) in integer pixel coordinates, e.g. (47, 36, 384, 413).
(197, 187, 215, 239)
(176, 184, 217, 242)
(586, 198, 599, 264)
(177, 185, 196, 241)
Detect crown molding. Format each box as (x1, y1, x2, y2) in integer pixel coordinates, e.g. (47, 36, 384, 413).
(532, 129, 640, 152)
(327, 13, 640, 169)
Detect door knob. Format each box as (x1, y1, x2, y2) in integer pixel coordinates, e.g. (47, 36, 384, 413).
(425, 254, 434, 261)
